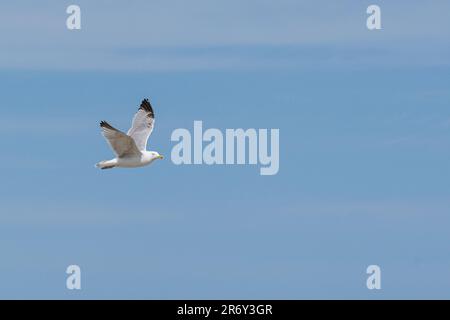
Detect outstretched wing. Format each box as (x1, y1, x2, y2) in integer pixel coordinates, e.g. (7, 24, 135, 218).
(127, 99, 155, 151)
(100, 121, 140, 157)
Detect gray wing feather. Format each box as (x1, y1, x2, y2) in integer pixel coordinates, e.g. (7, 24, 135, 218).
(100, 121, 140, 157)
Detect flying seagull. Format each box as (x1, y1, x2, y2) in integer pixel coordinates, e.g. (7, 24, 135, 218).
(96, 98, 163, 170)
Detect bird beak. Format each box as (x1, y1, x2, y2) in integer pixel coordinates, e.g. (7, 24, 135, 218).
(158, 155, 164, 160)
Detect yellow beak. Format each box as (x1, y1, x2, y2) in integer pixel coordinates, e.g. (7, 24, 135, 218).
(158, 155, 164, 160)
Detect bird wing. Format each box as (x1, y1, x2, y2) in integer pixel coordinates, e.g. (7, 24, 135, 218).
(100, 121, 141, 157)
(127, 98, 155, 151)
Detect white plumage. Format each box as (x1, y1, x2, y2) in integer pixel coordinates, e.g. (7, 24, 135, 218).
(96, 99, 163, 170)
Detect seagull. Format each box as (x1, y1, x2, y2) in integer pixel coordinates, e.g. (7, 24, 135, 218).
(96, 98, 163, 170)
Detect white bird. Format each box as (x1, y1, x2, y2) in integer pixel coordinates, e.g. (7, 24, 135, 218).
(96, 98, 163, 170)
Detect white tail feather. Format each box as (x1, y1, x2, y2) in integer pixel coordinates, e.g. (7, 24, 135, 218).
(95, 159, 116, 170)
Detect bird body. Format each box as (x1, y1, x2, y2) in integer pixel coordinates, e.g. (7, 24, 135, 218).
(96, 151, 161, 169)
(96, 99, 163, 170)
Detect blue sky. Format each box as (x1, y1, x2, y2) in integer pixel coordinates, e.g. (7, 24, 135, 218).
(0, 1, 450, 299)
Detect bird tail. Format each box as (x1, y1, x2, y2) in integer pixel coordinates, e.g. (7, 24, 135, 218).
(95, 160, 116, 170)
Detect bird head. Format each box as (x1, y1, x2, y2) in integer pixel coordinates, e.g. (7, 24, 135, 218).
(151, 152, 164, 160)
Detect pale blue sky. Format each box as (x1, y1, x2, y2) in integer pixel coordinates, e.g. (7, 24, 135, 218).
(0, 1, 450, 299)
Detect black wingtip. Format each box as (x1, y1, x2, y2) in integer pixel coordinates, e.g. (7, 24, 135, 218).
(139, 98, 154, 116)
(100, 121, 114, 130)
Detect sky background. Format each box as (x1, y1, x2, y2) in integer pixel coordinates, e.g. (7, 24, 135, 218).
(0, 0, 450, 299)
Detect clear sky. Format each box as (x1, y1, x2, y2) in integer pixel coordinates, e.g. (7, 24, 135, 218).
(0, 1, 450, 299)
